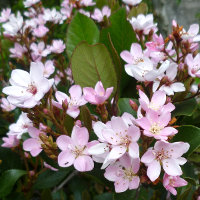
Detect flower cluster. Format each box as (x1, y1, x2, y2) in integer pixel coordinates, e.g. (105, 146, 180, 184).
(0, 0, 199, 198)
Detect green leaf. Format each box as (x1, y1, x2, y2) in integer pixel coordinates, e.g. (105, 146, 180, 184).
(100, 8, 137, 90)
(71, 42, 118, 93)
(94, 193, 112, 200)
(52, 190, 67, 200)
(0, 146, 23, 173)
(172, 98, 197, 117)
(100, 8, 136, 58)
(173, 125, 200, 157)
(80, 106, 92, 132)
(183, 177, 197, 186)
(127, 3, 148, 19)
(113, 190, 137, 200)
(0, 169, 26, 197)
(33, 169, 71, 189)
(118, 98, 138, 117)
(66, 12, 99, 58)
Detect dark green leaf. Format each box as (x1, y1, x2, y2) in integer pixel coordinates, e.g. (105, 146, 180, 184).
(71, 42, 118, 93)
(94, 193, 112, 200)
(113, 190, 137, 200)
(118, 98, 138, 117)
(52, 190, 67, 200)
(100, 8, 137, 90)
(33, 169, 71, 189)
(66, 12, 99, 58)
(173, 125, 200, 157)
(172, 98, 197, 117)
(183, 177, 197, 186)
(80, 106, 92, 132)
(0, 146, 23, 173)
(100, 8, 136, 58)
(0, 169, 26, 197)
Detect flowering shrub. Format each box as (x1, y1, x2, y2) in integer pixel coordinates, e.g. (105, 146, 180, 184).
(0, 0, 200, 199)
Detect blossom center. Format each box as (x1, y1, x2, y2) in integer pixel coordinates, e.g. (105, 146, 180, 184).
(149, 123, 162, 135)
(27, 84, 37, 95)
(155, 149, 170, 162)
(123, 167, 136, 181)
(71, 145, 85, 158)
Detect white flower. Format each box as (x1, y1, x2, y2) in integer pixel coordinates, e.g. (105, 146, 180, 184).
(129, 14, 157, 35)
(43, 8, 63, 24)
(7, 112, 33, 139)
(3, 62, 54, 108)
(121, 43, 169, 81)
(24, 0, 40, 8)
(2, 12, 23, 36)
(122, 0, 142, 6)
(0, 98, 16, 112)
(153, 62, 185, 95)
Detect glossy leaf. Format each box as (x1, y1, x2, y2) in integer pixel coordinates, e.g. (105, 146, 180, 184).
(0, 169, 26, 197)
(71, 42, 118, 93)
(66, 12, 99, 58)
(100, 8, 136, 58)
(173, 125, 200, 157)
(172, 98, 197, 117)
(33, 169, 71, 189)
(113, 190, 137, 200)
(118, 98, 138, 117)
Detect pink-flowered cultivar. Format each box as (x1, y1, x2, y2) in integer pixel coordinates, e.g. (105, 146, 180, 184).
(57, 126, 95, 172)
(53, 85, 87, 118)
(141, 141, 189, 182)
(104, 154, 140, 193)
(83, 81, 113, 105)
(163, 173, 187, 195)
(1, 0, 198, 197)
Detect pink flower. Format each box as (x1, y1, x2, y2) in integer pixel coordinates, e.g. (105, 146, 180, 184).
(180, 24, 200, 42)
(30, 42, 51, 60)
(122, 0, 142, 6)
(57, 126, 95, 172)
(44, 162, 58, 171)
(2, 12, 23, 36)
(89, 116, 141, 169)
(50, 40, 66, 54)
(32, 25, 49, 38)
(10, 43, 27, 59)
(0, 8, 11, 23)
(146, 34, 165, 52)
(104, 154, 140, 193)
(24, 0, 40, 8)
(23, 127, 45, 157)
(163, 173, 187, 195)
(3, 62, 54, 108)
(42, 60, 55, 78)
(153, 62, 185, 96)
(138, 90, 175, 114)
(83, 81, 113, 105)
(7, 112, 33, 139)
(141, 141, 189, 182)
(185, 53, 200, 78)
(80, 0, 96, 6)
(1, 135, 19, 148)
(0, 97, 16, 112)
(53, 85, 87, 118)
(121, 43, 169, 81)
(129, 14, 157, 35)
(136, 110, 178, 140)
(91, 6, 111, 23)
(79, 9, 90, 17)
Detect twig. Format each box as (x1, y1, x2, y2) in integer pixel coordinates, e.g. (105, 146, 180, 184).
(53, 170, 78, 193)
